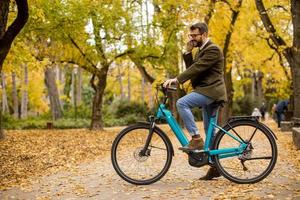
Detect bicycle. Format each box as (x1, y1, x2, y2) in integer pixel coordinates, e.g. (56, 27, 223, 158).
(111, 85, 277, 185)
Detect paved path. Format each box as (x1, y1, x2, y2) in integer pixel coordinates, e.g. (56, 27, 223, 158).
(0, 122, 299, 200)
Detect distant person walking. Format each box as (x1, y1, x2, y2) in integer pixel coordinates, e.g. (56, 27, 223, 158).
(252, 108, 262, 121)
(259, 102, 266, 121)
(275, 100, 289, 128)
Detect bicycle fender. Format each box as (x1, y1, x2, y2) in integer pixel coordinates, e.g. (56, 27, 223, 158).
(136, 121, 175, 156)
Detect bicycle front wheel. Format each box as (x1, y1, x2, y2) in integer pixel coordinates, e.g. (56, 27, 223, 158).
(111, 123, 173, 185)
(213, 119, 277, 184)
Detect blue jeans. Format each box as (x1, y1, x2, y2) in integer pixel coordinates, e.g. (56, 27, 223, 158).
(176, 92, 217, 137)
(276, 111, 285, 128)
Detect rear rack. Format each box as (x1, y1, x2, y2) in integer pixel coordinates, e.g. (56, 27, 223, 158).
(228, 116, 259, 123)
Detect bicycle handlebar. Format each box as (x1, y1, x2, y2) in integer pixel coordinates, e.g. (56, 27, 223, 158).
(160, 83, 177, 96)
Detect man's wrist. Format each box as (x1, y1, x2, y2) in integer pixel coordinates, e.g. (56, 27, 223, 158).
(175, 77, 181, 84)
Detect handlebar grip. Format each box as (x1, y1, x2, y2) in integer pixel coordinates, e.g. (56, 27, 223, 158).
(167, 86, 177, 91)
(161, 84, 177, 91)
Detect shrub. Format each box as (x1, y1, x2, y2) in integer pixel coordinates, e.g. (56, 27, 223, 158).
(114, 100, 149, 118)
(233, 94, 255, 115)
(63, 104, 92, 119)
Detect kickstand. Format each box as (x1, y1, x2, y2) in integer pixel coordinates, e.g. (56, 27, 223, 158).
(241, 160, 248, 171)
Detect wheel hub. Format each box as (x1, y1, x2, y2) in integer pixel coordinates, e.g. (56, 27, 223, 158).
(239, 141, 253, 160)
(133, 147, 150, 162)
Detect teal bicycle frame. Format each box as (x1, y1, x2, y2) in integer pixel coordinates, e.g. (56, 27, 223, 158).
(156, 103, 247, 159)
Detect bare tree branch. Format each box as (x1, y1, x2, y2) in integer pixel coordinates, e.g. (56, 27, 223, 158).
(223, 0, 243, 60)
(261, 52, 276, 65)
(0, 0, 29, 70)
(255, 0, 287, 47)
(107, 49, 135, 66)
(68, 34, 98, 69)
(204, 0, 217, 24)
(266, 5, 289, 12)
(0, 0, 29, 44)
(264, 37, 291, 81)
(218, 0, 234, 12)
(129, 55, 155, 84)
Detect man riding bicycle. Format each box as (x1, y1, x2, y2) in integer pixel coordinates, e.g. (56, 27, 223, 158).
(164, 22, 227, 180)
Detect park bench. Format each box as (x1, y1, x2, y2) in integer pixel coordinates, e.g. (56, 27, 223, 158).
(281, 121, 293, 132)
(292, 128, 300, 150)
(292, 118, 300, 150)
(281, 117, 300, 132)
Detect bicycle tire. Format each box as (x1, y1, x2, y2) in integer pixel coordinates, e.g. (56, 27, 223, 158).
(213, 119, 277, 184)
(111, 123, 173, 185)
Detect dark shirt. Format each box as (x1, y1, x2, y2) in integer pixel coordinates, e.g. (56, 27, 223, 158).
(276, 100, 289, 113)
(260, 104, 266, 113)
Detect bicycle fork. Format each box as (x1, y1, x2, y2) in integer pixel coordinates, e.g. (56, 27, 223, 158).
(140, 116, 156, 156)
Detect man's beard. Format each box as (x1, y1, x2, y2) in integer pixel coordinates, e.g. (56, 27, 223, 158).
(192, 40, 203, 47)
(195, 40, 203, 47)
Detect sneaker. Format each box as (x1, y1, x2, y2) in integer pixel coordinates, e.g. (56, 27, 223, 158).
(199, 167, 221, 180)
(179, 137, 204, 151)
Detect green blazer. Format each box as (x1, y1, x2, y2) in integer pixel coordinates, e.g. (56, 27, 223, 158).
(177, 40, 227, 102)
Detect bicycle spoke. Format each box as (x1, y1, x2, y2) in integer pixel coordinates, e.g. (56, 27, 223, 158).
(215, 120, 277, 184)
(149, 145, 167, 151)
(227, 123, 246, 143)
(112, 126, 172, 184)
(248, 126, 258, 143)
(244, 156, 272, 160)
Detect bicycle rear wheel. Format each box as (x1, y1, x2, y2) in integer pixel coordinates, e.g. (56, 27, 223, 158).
(111, 123, 173, 185)
(213, 119, 277, 184)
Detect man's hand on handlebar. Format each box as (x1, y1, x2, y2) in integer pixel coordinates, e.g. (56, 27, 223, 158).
(163, 78, 178, 88)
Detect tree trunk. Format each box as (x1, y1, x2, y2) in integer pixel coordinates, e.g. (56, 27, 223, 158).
(20, 64, 28, 119)
(45, 67, 63, 120)
(221, 69, 234, 125)
(0, 0, 29, 139)
(63, 65, 72, 102)
(0, 108, 3, 139)
(55, 65, 65, 108)
(0, 0, 29, 71)
(255, 0, 300, 119)
(291, 0, 300, 119)
(0, 1, 9, 38)
(292, 64, 300, 119)
(251, 72, 256, 102)
(71, 68, 75, 105)
(1, 72, 9, 113)
(141, 76, 145, 102)
(60, 67, 66, 108)
(251, 71, 264, 106)
(76, 67, 82, 105)
(219, 0, 243, 125)
(71, 67, 77, 119)
(12, 71, 18, 118)
(90, 72, 108, 130)
(257, 71, 264, 105)
(117, 65, 125, 100)
(204, 0, 217, 24)
(127, 65, 131, 101)
(148, 83, 154, 109)
(0, 1, 8, 136)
